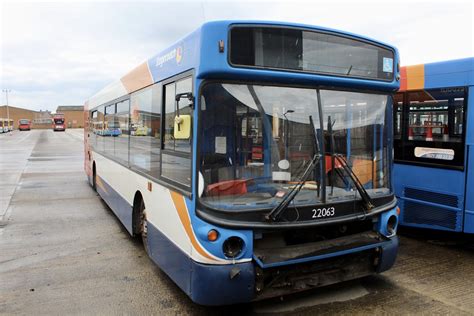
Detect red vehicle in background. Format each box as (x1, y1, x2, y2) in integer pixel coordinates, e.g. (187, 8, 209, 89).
(53, 113, 66, 131)
(18, 119, 31, 131)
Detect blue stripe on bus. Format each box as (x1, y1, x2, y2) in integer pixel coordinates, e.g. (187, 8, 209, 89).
(146, 221, 192, 295)
(96, 175, 133, 234)
(424, 58, 474, 90)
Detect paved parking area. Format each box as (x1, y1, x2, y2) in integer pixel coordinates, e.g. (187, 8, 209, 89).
(1, 129, 474, 315)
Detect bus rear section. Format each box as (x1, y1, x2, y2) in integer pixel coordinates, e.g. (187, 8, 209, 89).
(394, 58, 474, 233)
(1, 119, 13, 132)
(18, 119, 31, 131)
(84, 21, 400, 305)
(53, 114, 66, 131)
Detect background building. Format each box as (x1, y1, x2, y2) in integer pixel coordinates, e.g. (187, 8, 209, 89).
(0, 105, 52, 129)
(56, 105, 84, 128)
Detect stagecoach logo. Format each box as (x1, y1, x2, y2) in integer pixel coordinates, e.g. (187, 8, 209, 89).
(176, 46, 183, 64)
(155, 45, 183, 67)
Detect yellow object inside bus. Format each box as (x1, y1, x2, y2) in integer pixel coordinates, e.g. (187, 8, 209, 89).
(174, 115, 191, 140)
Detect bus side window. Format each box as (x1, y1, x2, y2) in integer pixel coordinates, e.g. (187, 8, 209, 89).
(90, 110, 98, 147)
(397, 87, 467, 167)
(393, 93, 403, 140)
(162, 76, 193, 188)
(129, 85, 161, 179)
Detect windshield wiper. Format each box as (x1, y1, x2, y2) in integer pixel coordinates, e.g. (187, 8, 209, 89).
(265, 153, 321, 222)
(265, 115, 322, 222)
(334, 154, 375, 211)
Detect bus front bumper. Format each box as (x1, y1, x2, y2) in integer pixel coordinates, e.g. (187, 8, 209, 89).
(189, 235, 398, 305)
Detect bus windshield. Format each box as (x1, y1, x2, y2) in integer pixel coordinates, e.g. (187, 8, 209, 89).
(199, 83, 391, 211)
(19, 119, 29, 125)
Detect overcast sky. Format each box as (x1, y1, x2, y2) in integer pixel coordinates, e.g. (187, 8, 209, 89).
(1, 0, 473, 111)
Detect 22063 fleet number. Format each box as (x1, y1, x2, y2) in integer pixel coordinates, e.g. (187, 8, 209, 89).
(312, 207, 336, 218)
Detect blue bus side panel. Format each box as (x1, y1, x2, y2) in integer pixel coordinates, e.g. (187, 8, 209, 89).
(147, 222, 192, 295)
(464, 145, 474, 233)
(96, 175, 133, 234)
(147, 29, 201, 83)
(190, 261, 255, 305)
(424, 58, 474, 89)
(147, 221, 256, 305)
(394, 164, 465, 232)
(464, 85, 474, 233)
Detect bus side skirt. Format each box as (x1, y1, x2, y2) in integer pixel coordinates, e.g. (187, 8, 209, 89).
(95, 174, 134, 235)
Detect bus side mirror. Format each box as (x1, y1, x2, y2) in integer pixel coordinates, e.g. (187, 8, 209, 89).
(174, 115, 191, 139)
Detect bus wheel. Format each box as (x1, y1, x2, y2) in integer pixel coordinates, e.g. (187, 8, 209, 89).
(92, 164, 97, 192)
(139, 199, 149, 254)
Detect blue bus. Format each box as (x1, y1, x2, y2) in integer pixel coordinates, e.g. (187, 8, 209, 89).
(84, 21, 400, 305)
(394, 58, 474, 233)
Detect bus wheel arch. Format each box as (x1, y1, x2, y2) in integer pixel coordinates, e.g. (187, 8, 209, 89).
(132, 191, 149, 254)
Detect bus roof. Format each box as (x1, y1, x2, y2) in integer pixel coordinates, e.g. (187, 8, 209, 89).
(86, 20, 400, 109)
(400, 57, 474, 91)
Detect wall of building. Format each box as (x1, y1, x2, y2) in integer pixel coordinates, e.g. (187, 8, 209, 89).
(1, 105, 85, 130)
(0, 106, 53, 129)
(59, 111, 84, 128)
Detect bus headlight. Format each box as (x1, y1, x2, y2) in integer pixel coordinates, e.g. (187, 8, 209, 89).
(223, 236, 244, 258)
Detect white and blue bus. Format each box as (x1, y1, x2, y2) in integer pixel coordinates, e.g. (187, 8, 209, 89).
(84, 21, 400, 305)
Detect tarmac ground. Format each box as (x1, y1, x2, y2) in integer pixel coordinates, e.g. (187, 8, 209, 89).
(1, 129, 474, 315)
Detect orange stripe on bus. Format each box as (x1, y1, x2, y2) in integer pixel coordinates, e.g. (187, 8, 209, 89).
(120, 62, 154, 94)
(400, 67, 407, 91)
(96, 176, 107, 194)
(169, 191, 215, 260)
(406, 64, 424, 90)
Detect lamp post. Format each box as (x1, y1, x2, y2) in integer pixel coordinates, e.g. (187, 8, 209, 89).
(2, 89, 11, 134)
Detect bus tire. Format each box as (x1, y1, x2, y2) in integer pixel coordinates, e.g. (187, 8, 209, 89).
(138, 198, 149, 254)
(92, 163, 97, 192)
(133, 193, 149, 254)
